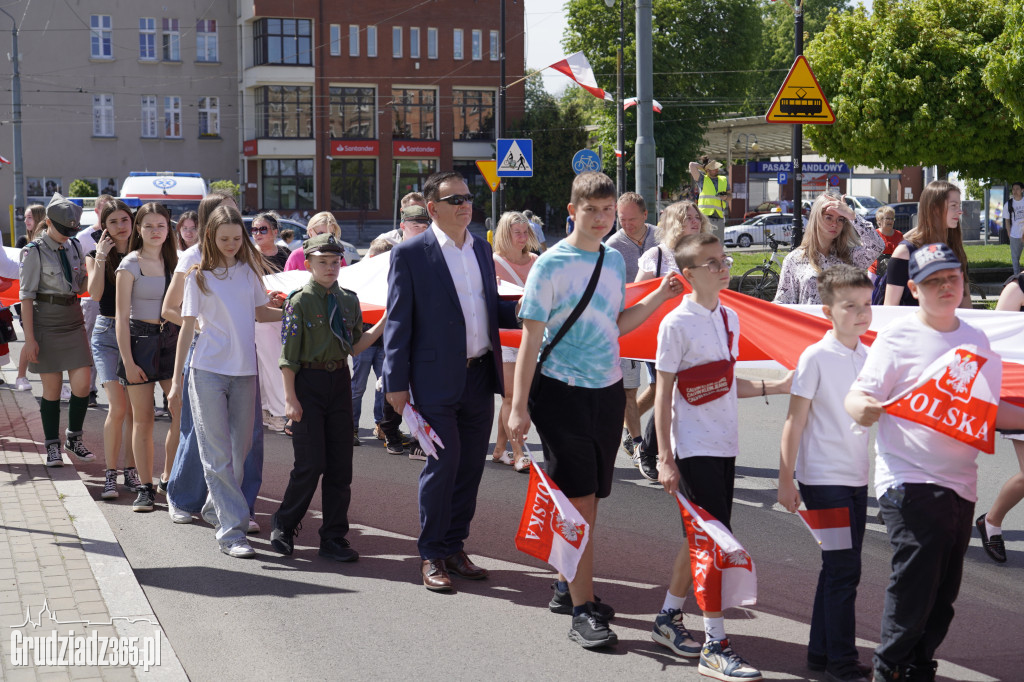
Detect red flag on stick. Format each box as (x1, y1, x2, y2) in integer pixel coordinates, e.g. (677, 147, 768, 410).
(515, 465, 590, 582)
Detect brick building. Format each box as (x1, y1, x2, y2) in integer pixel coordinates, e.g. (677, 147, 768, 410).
(238, 0, 525, 227)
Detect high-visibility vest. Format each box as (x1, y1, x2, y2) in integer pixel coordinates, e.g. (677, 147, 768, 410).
(697, 174, 728, 218)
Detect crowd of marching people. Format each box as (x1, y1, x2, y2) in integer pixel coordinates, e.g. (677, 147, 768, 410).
(3, 168, 1024, 682)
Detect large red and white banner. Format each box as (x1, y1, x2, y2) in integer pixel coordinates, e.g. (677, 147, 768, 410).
(675, 493, 757, 612)
(515, 465, 590, 582)
(883, 345, 1002, 453)
(797, 507, 853, 551)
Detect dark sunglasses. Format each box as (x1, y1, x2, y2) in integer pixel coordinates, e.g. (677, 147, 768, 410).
(437, 194, 474, 206)
(250, 226, 271, 235)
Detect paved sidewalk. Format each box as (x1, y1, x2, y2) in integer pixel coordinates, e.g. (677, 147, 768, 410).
(0, 388, 186, 680)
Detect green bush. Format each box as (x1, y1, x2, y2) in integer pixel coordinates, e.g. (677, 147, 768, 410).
(68, 179, 98, 197)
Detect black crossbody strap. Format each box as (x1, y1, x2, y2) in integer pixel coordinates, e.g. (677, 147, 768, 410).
(536, 245, 605, 371)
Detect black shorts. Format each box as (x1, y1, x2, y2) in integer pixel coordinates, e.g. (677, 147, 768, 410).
(530, 374, 626, 499)
(676, 456, 736, 531)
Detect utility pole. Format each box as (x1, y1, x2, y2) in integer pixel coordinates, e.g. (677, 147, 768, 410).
(497, 0, 506, 216)
(1, 7, 24, 242)
(634, 0, 656, 206)
(603, 0, 625, 197)
(791, 0, 804, 246)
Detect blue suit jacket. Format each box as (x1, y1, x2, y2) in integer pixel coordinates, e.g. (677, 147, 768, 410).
(382, 227, 518, 406)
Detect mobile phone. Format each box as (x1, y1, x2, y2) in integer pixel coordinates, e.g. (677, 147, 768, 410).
(91, 229, 104, 242)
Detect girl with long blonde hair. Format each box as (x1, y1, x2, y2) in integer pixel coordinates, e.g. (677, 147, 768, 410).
(636, 200, 710, 282)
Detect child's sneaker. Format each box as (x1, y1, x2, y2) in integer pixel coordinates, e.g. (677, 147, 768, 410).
(568, 602, 618, 649)
(548, 581, 616, 619)
(651, 608, 701, 658)
(132, 484, 155, 513)
(64, 432, 96, 462)
(122, 467, 143, 493)
(44, 441, 63, 467)
(15, 376, 31, 391)
(101, 469, 119, 500)
(698, 639, 763, 681)
(221, 540, 256, 558)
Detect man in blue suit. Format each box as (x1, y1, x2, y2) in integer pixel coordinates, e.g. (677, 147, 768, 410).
(384, 171, 519, 592)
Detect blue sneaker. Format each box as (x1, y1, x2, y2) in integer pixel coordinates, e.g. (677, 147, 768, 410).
(698, 639, 763, 681)
(651, 608, 701, 658)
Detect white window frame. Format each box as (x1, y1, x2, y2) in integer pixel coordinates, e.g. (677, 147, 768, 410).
(490, 30, 499, 61)
(140, 95, 158, 138)
(139, 18, 156, 61)
(349, 25, 359, 57)
(93, 94, 114, 137)
(427, 28, 438, 60)
(329, 24, 341, 56)
(198, 96, 219, 137)
(196, 19, 218, 62)
(409, 27, 420, 59)
(453, 28, 463, 60)
(392, 26, 402, 58)
(90, 15, 112, 59)
(162, 18, 180, 61)
(367, 26, 377, 57)
(164, 96, 182, 138)
(471, 29, 482, 60)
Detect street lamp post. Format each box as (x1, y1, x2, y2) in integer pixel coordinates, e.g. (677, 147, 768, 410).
(734, 133, 759, 218)
(0, 7, 24, 243)
(604, 0, 625, 198)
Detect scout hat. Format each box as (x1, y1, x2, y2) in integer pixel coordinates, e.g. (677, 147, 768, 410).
(303, 233, 343, 257)
(400, 205, 430, 223)
(908, 243, 961, 282)
(46, 192, 83, 237)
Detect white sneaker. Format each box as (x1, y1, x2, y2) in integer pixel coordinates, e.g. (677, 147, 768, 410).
(59, 384, 71, 401)
(15, 377, 31, 391)
(221, 541, 256, 558)
(261, 408, 273, 427)
(247, 516, 260, 534)
(201, 506, 218, 527)
(168, 501, 193, 524)
(266, 415, 287, 432)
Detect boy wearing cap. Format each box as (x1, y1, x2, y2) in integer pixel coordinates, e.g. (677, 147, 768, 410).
(380, 205, 432, 246)
(270, 234, 384, 562)
(19, 193, 96, 467)
(846, 243, 1024, 682)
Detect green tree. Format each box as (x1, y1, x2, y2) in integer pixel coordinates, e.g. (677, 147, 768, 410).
(804, 0, 1021, 180)
(68, 179, 97, 197)
(984, 0, 1024, 128)
(562, 0, 761, 195)
(209, 179, 241, 199)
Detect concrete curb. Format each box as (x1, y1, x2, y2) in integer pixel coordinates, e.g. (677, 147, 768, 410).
(11, 389, 188, 681)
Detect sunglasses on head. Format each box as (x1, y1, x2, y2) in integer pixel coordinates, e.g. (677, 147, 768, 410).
(437, 194, 474, 206)
(250, 226, 271, 235)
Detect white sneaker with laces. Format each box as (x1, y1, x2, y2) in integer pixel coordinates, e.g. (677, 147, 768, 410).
(60, 384, 71, 401)
(266, 415, 287, 432)
(248, 516, 260, 534)
(698, 639, 763, 682)
(15, 377, 31, 391)
(221, 541, 256, 558)
(168, 500, 193, 524)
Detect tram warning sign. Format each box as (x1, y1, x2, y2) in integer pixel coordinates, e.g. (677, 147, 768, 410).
(766, 56, 835, 125)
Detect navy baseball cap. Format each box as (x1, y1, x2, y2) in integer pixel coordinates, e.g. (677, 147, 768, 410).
(909, 243, 961, 282)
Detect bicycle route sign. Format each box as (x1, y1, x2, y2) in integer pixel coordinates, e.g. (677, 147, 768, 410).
(572, 149, 602, 175)
(496, 138, 533, 178)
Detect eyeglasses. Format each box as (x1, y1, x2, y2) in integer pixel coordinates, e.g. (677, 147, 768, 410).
(250, 226, 271, 235)
(693, 256, 734, 273)
(437, 194, 474, 206)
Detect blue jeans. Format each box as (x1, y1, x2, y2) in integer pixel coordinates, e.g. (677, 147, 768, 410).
(190, 369, 257, 547)
(350, 342, 385, 428)
(799, 482, 868, 668)
(166, 339, 263, 515)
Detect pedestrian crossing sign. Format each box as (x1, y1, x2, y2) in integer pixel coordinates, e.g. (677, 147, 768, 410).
(496, 138, 533, 178)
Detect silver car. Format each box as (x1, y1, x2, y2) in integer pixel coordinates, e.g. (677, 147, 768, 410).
(724, 213, 805, 248)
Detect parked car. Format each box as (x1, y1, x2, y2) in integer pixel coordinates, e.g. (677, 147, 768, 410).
(844, 195, 884, 216)
(724, 213, 805, 248)
(866, 202, 918, 232)
(242, 216, 361, 264)
(742, 200, 783, 221)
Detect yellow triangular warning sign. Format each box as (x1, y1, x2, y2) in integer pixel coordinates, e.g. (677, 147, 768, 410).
(476, 160, 499, 192)
(765, 56, 835, 125)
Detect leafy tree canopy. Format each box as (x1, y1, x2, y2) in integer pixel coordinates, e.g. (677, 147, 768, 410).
(984, 0, 1024, 129)
(68, 179, 97, 197)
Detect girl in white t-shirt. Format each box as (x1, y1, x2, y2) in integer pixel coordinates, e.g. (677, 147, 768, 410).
(635, 200, 710, 283)
(168, 205, 283, 558)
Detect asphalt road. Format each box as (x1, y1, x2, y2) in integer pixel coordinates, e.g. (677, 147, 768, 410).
(5, 338, 1023, 681)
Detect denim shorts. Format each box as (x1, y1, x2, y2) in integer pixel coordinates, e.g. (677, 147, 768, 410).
(90, 316, 121, 386)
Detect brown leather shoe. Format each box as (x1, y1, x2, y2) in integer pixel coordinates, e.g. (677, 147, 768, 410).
(421, 559, 453, 592)
(444, 551, 489, 580)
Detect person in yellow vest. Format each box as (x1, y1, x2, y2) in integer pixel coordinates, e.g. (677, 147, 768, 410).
(689, 158, 730, 236)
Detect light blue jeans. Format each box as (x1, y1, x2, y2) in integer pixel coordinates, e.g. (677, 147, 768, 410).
(166, 339, 263, 515)
(189, 369, 257, 548)
(1011, 236, 1022, 276)
(351, 341, 385, 428)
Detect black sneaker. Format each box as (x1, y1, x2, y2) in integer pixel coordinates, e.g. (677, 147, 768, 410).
(156, 477, 168, 495)
(353, 433, 361, 447)
(549, 581, 615, 619)
(44, 440, 64, 468)
(270, 513, 298, 555)
(132, 484, 155, 513)
(122, 467, 143, 492)
(87, 391, 99, 408)
(568, 602, 618, 649)
(622, 428, 636, 458)
(319, 537, 359, 562)
(408, 445, 428, 461)
(639, 451, 659, 482)
(825, 661, 871, 682)
(64, 432, 96, 462)
(101, 469, 119, 500)
(386, 439, 405, 455)
(976, 514, 1007, 563)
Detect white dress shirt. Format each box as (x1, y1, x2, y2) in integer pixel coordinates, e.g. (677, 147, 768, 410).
(431, 223, 491, 358)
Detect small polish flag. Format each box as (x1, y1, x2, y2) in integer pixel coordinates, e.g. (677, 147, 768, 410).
(614, 149, 622, 158)
(797, 507, 853, 551)
(0, 154, 10, 165)
(549, 52, 613, 102)
(622, 97, 663, 113)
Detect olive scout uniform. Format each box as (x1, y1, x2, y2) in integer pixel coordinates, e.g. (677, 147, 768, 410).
(272, 234, 363, 559)
(18, 193, 96, 466)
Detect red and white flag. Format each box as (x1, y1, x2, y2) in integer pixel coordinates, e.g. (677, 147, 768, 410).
(884, 345, 1002, 453)
(675, 493, 757, 612)
(797, 507, 853, 551)
(0, 154, 10, 165)
(549, 52, 613, 102)
(515, 465, 590, 582)
(623, 97, 663, 113)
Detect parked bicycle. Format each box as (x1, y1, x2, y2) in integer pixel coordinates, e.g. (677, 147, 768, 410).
(738, 233, 786, 301)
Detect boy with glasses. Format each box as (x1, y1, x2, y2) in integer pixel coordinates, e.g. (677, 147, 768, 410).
(653, 233, 791, 681)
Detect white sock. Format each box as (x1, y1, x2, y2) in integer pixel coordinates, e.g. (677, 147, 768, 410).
(703, 616, 726, 642)
(986, 519, 1002, 539)
(661, 590, 686, 613)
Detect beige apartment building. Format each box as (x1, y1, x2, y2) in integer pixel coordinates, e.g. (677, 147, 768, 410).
(0, 0, 239, 238)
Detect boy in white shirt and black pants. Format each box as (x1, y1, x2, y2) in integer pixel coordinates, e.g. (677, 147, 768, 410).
(846, 244, 1024, 682)
(778, 265, 874, 682)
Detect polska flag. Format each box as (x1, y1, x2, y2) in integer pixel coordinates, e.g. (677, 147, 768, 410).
(515, 465, 590, 582)
(549, 52, 614, 102)
(884, 344, 1002, 453)
(797, 507, 853, 551)
(675, 493, 757, 612)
